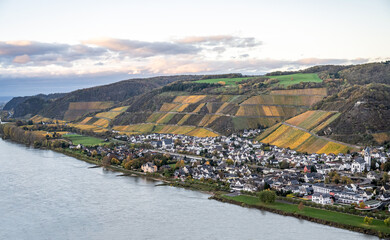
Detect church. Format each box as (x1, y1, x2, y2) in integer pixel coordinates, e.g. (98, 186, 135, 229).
(351, 147, 371, 173)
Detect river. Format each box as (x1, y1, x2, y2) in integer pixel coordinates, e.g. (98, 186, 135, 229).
(0, 138, 377, 240)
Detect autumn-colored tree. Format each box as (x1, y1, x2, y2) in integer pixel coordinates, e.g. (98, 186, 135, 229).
(324, 177, 330, 184)
(226, 159, 234, 165)
(364, 216, 373, 225)
(383, 172, 389, 184)
(175, 160, 185, 169)
(91, 150, 98, 157)
(341, 176, 353, 184)
(102, 156, 111, 166)
(298, 202, 304, 211)
(359, 201, 366, 209)
(384, 217, 390, 227)
(111, 157, 120, 165)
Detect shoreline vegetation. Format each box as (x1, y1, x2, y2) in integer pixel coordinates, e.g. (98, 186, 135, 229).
(1, 123, 389, 238)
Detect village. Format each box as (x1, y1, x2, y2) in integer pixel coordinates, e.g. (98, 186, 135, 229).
(69, 129, 390, 211)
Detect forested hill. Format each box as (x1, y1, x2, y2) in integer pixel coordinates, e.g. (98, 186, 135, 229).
(3, 93, 66, 118)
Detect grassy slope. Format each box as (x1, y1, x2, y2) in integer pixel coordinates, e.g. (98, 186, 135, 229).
(223, 195, 390, 234)
(194, 77, 254, 85)
(267, 73, 322, 87)
(63, 134, 105, 146)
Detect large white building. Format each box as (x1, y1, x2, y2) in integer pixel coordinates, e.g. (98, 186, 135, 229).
(312, 193, 332, 205)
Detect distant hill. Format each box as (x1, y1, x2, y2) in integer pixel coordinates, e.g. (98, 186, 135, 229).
(3, 93, 66, 118)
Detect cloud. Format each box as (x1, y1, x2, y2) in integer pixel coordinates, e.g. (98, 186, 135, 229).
(13, 54, 30, 64)
(0, 41, 107, 66)
(0, 37, 374, 85)
(176, 35, 262, 48)
(84, 38, 200, 57)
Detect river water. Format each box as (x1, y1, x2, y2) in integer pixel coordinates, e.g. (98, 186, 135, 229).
(0, 138, 377, 240)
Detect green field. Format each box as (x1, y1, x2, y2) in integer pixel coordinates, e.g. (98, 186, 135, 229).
(266, 73, 322, 87)
(63, 134, 105, 146)
(194, 77, 254, 85)
(223, 195, 390, 234)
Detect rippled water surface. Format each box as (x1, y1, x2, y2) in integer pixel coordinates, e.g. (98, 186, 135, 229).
(0, 139, 377, 240)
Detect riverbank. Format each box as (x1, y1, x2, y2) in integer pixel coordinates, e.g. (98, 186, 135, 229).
(211, 194, 390, 238)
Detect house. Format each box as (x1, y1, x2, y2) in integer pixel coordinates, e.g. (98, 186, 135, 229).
(312, 193, 332, 205)
(141, 162, 158, 173)
(312, 183, 333, 194)
(162, 139, 173, 149)
(334, 191, 365, 204)
(367, 171, 380, 181)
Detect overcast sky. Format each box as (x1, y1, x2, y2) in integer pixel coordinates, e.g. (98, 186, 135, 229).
(0, 0, 389, 97)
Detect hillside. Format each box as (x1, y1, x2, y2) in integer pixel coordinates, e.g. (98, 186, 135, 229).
(6, 61, 390, 152)
(39, 75, 207, 120)
(313, 83, 390, 145)
(255, 111, 358, 154)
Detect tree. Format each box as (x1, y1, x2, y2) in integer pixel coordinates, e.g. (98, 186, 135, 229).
(258, 190, 276, 204)
(364, 216, 373, 225)
(384, 217, 390, 227)
(341, 176, 353, 184)
(298, 202, 304, 211)
(381, 162, 390, 172)
(226, 159, 234, 165)
(279, 160, 289, 169)
(102, 156, 111, 167)
(175, 160, 185, 169)
(91, 150, 98, 157)
(383, 172, 389, 184)
(111, 157, 120, 165)
(359, 201, 366, 209)
(330, 172, 340, 184)
(324, 177, 330, 184)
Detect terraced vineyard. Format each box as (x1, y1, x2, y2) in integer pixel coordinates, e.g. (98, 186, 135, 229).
(30, 115, 66, 124)
(286, 111, 340, 132)
(63, 101, 114, 121)
(138, 89, 328, 135)
(271, 88, 327, 96)
(113, 124, 218, 137)
(70, 106, 129, 133)
(256, 111, 358, 154)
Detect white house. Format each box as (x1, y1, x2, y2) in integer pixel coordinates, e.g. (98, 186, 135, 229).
(312, 193, 332, 205)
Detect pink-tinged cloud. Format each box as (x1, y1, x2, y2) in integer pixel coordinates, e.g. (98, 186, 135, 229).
(13, 54, 31, 64)
(84, 38, 200, 57)
(176, 35, 262, 48)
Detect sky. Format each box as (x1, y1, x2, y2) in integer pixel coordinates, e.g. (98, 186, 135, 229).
(0, 0, 389, 97)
